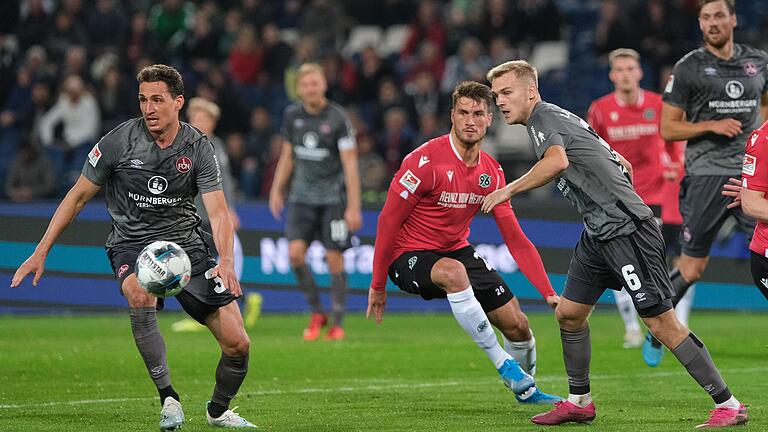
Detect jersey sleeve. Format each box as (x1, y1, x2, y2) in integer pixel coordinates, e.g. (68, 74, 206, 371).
(337, 111, 356, 151)
(81, 127, 122, 186)
(586, 102, 605, 140)
(388, 148, 434, 205)
(196, 138, 223, 194)
(742, 130, 768, 192)
(527, 111, 568, 159)
(662, 61, 691, 110)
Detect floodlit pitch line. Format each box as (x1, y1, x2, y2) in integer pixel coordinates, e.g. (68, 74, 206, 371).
(2, 366, 766, 410)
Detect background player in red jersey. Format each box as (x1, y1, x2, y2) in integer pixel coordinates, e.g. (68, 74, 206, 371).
(725, 120, 768, 301)
(587, 48, 690, 354)
(367, 81, 562, 405)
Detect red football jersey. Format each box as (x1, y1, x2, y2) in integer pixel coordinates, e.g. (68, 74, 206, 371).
(587, 90, 673, 206)
(370, 134, 555, 299)
(741, 121, 768, 256)
(389, 134, 505, 257)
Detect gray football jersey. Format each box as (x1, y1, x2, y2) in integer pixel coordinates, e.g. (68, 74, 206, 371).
(663, 44, 768, 176)
(281, 101, 356, 205)
(82, 119, 222, 260)
(527, 102, 653, 240)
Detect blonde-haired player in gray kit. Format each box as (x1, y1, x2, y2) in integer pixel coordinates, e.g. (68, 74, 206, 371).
(483, 59, 747, 428)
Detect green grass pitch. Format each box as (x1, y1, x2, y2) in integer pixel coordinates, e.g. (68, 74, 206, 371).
(1, 310, 766, 431)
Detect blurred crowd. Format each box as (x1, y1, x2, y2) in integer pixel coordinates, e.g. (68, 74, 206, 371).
(0, 0, 766, 204)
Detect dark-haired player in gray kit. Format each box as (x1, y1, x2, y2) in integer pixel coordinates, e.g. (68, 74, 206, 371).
(642, 0, 768, 366)
(483, 60, 748, 428)
(10, 65, 257, 430)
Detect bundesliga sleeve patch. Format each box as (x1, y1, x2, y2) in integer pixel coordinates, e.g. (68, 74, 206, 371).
(88, 143, 102, 167)
(398, 169, 421, 194)
(664, 75, 674, 93)
(743, 154, 756, 176)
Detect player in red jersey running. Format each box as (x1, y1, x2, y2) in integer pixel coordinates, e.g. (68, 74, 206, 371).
(366, 81, 562, 405)
(724, 120, 768, 301)
(587, 48, 690, 356)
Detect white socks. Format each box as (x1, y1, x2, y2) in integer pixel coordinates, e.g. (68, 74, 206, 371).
(615, 288, 641, 332)
(503, 330, 537, 376)
(715, 395, 741, 410)
(447, 286, 509, 369)
(675, 285, 696, 327)
(568, 393, 592, 408)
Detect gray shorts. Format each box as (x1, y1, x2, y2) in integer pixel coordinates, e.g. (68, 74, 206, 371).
(679, 175, 754, 258)
(285, 201, 351, 250)
(563, 219, 673, 317)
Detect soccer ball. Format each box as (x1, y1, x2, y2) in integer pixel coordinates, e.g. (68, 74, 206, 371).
(135, 241, 191, 297)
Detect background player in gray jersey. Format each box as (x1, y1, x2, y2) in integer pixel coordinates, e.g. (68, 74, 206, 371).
(269, 63, 362, 341)
(644, 0, 768, 366)
(482, 60, 747, 428)
(11, 65, 256, 429)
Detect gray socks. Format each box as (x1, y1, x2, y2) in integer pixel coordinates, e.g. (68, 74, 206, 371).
(561, 327, 591, 395)
(671, 333, 731, 404)
(211, 353, 249, 409)
(330, 272, 348, 326)
(129, 307, 171, 389)
(294, 264, 322, 313)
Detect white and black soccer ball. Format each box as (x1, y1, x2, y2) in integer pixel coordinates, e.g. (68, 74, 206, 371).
(135, 240, 191, 297)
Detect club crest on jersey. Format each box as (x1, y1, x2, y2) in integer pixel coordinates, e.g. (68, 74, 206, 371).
(408, 256, 418, 270)
(744, 61, 758, 77)
(399, 169, 421, 193)
(302, 131, 319, 149)
(88, 143, 102, 167)
(176, 156, 192, 173)
(643, 108, 655, 120)
(147, 176, 168, 195)
(117, 264, 129, 278)
(743, 154, 756, 176)
(664, 75, 674, 93)
(725, 80, 744, 99)
(478, 173, 491, 188)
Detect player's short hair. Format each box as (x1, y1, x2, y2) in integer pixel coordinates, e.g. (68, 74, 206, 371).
(297, 62, 325, 82)
(608, 48, 641, 67)
(136, 64, 184, 98)
(187, 97, 221, 121)
(698, 0, 735, 15)
(451, 81, 494, 112)
(486, 60, 538, 88)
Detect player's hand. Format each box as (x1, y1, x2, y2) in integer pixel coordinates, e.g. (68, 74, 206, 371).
(545, 294, 560, 309)
(708, 118, 742, 138)
(268, 192, 284, 220)
(366, 287, 387, 324)
(10, 252, 46, 287)
(722, 177, 742, 209)
(481, 185, 513, 214)
(210, 262, 242, 297)
(345, 207, 362, 232)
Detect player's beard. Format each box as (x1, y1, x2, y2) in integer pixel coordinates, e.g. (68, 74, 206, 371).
(703, 30, 730, 49)
(456, 130, 483, 147)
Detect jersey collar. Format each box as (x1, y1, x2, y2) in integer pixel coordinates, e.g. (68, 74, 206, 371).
(614, 89, 644, 107)
(448, 132, 481, 166)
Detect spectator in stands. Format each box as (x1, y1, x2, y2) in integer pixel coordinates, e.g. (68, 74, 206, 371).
(38, 74, 100, 191)
(299, 0, 351, 55)
(180, 10, 219, 70)
(477, 0, 521, 47)
(635, 0, 687, 87)
(96, 66, 134, 134)
(519, 0, 562, 44)
(125, 10, 156, 66)
(242, 107, 274, 197)
(353, 46, 395, 105)
(407, 70, 444, 120)
(373, 78, 415, 131)
(217, 8, 242, 59)
(413, 112, 447, 148)
(0, 34, 19, 106)
(441, 37, 490, 93)
(403, 40, 445, 85)
(228, 24, 263, 87)
(377, 107, 415, 176)
(595, 0, 637, 57)
(357, 133, 388, 199)
(402, 0, 446, 59)
(148, 0, 195, 56)
(17, 0, 54, 51)
(85, 0, 128, 55)
(5, 141, 54, 202)
(46, 11, 87, 63)
(261, 23, 293, 85)
(59, 45, 89, 83)
(259, 134, 284, 198)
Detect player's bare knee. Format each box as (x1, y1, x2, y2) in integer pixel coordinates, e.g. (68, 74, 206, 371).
(431, 258, 469, 293)
(500, 315, 530, 341)
(222, 335, 250, 357)
(556, 308, 587, 331)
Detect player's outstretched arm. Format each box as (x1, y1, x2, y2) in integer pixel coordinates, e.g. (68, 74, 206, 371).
(11, 175, 101, 287)
(202, 190, 241, 297)
(268, 140, 294, 220)
(481, 145, 568, 213)
(340, 147, 362, 232)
